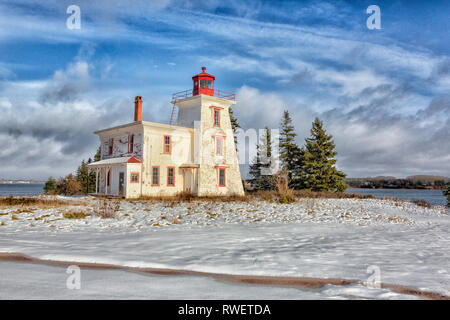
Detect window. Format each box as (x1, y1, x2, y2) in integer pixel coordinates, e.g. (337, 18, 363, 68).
(219, 168, 226, 187)
(130, 172, 139, 183)
(200, 79, 212, 89)
(213, 109, 220, 126)
(216, 136, 223, 156)
(163, 135, 171, 154)
(152, 167, 160, 186)
(167, 167, 175, 186)
(128, 134, 134, 153)
(108, 138, 114, 155)
(107, 169, 111, 186)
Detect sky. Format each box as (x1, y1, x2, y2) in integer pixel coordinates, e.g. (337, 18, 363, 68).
(0, 0, 449, 180)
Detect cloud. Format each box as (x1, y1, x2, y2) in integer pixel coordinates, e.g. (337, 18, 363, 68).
(235, 86, 450, 178)
(40, 61, 91, 104)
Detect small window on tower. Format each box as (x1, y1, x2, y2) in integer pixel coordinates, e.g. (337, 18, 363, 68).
(200, 79, 208, 88)
(219, 168, 226, 187)
(216, 136, 223, 156)
(214, 109, 220, 126)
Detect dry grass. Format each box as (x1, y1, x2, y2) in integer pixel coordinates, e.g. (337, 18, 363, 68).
(129, 188, 375, 205)
(0, 196, 83, 209)
(62, 211, 88, 219)
(412, 200, 432, 208)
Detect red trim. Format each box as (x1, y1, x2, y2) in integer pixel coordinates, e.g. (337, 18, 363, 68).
(127, 156, 142, 163)
(167, 166, 175, 186)
(163, 135, 172, 154)
(151, 166, 160, 186)
(218, 168, 226, 187)
(209, 106, 224, 110)
(212, 107, 221, 127)
(130, 172, 140, 183)
(128, 134, 134, 153)
(180, 166, 199, 169)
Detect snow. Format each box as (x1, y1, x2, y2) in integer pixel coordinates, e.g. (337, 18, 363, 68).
(0, 196, 448, 299)
(0, 262, 418, 300)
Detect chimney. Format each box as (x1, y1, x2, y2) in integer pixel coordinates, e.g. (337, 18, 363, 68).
(134, 96, 142, 122)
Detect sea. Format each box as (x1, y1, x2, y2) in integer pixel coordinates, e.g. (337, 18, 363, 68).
(346, 188, 447, 206)
(0, 184, 447, 206)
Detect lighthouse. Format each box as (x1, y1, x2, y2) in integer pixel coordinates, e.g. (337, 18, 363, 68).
(89, 67, 244, 198)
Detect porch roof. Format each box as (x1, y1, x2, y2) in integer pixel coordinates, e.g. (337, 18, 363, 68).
(87, 156, 142, 167)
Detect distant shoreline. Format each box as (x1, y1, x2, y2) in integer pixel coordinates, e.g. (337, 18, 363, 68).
(347, 186, 444, 190)
(0, 182, 44, 185)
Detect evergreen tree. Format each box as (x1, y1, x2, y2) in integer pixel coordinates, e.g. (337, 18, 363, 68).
(229, 107, 241, 151)
(279, 110, 303, 188)
(94, 146, 101, 162)
(249, 127, 275, 190)
(444, 183, 450, 206)
(76, 160, 90, 194)
(43, 176, 56, 194)
(301, 117, 346, 192)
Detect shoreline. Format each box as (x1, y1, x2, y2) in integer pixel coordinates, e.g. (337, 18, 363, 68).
(0, 252, 448, 300)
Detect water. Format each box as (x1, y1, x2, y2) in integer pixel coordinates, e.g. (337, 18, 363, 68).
(0, 184, 44, 196)
(346, 188, 447, 206)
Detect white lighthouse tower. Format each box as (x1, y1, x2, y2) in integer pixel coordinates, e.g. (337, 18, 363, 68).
(172, 67, 245, 196)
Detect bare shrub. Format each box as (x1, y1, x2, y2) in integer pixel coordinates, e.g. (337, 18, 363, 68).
(94, 198, 120, 219)
(272, 170, 296, 204)
(412, 199, 432, 208)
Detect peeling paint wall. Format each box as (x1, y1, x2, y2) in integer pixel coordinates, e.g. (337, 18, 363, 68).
(100, 127, 143, 160)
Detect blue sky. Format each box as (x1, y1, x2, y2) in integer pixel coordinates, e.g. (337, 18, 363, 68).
(0, 0, 449, 180)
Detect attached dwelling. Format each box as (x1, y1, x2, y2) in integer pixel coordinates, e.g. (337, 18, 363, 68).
(88, 67, 245, 198)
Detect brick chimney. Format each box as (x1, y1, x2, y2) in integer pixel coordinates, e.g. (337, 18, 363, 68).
(134, 96, 142, 122)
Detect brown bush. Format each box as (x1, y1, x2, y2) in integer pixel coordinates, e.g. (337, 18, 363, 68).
(93, 198, 120, 218)
(412, 199, 432, 208)
(56, 174, 82, 196)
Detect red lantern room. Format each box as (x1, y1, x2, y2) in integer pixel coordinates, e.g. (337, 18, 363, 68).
(192, 67, 215, 96)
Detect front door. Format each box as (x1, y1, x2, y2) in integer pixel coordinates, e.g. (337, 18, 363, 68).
(118, 172, 124, 197)
(183, 170, 191, 192)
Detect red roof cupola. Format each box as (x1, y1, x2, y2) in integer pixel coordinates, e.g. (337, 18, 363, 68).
(192, 67, 215, 96)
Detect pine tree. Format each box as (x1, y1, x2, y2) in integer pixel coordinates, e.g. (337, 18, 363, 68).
(444, 183, 450, 206)
(301, 117, 346, 192)
(76, 160, 90, 194)
(249, 127, 275, 190)
(229, 107, 241, 151)
(43, 176, 56, 194)
(94, 146, 101, 162)
(279, 110, 303, 188)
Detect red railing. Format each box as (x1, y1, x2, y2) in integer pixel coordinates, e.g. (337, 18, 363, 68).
(171, 89, 236, 103)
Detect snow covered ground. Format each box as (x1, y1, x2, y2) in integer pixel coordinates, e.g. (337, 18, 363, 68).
(0, 196, 448, 299)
